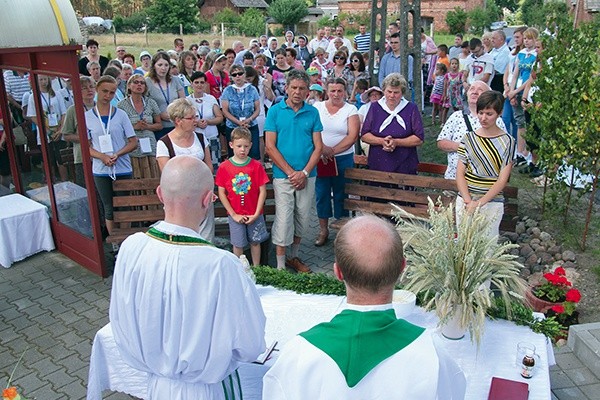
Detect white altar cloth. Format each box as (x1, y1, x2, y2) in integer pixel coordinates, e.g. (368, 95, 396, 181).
(0, 194, 55, 268)
(87, 285, 554, 399)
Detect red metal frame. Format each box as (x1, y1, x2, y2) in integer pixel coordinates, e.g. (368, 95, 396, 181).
(0, 45, 108, 277)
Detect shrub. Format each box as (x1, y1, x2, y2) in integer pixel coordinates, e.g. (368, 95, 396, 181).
(240, 8, 265, 37)
(446, 7, 468, 34)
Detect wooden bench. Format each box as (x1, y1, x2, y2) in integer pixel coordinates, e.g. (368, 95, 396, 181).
(343, 163, 519, 232)
(106, 177, 276, 263)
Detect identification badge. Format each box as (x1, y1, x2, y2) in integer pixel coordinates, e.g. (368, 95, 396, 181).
(139, 137, 152, 154)
(48, 113, 59, 127)
(99, 135, 114, 154)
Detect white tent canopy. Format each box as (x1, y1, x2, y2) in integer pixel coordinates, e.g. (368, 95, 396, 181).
(0, 0, 83, 49)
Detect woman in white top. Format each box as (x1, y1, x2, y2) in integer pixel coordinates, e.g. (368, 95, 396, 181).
(156, 98, 214, 241)
(86, 76, 138, 235)
(313, 77, 360, 246)
(187, 71, 224, 172)
(27, 74, 68, 181)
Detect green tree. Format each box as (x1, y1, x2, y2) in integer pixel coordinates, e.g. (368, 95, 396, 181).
(446, 7, 469, 34)
(148, 0, 198, 33)
(113, 10, 149, 32)
(518, 0, 567, 28)
(240, 8, 265, 37)
(531, 20, 600, 248)
(268, 0, 308, 32)
(495, 0, 519, 12)
(468, 1, 500, 35)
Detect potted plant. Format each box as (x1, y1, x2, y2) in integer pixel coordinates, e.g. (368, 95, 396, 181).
(526, 267, 581, 327)
(393, 200, 528, 346)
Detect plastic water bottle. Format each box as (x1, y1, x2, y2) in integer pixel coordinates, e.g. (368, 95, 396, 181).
(239, 255, 255, 283)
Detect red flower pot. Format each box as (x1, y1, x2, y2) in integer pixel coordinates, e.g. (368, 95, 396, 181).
(525, 287, 562, 313)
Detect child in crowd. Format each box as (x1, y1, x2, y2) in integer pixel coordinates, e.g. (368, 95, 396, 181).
(350, 78, 369, 109)
(442, 58, 463, 118)
(456, 91, 516, 240)
(508, 27, 539, 167)
(215, 127, 270, 266)
(430, 63, 447, 125)
(306, 66, 322, 86)
(436, 44, 450, 69)
(212, 39, 222, 54)
(307, 84, 324, 105)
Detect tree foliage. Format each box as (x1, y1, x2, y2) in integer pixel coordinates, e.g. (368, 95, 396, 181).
(268, 0, 308, 31)
(531, 20, 600, 248)
(518, 0, 568, 28)
(446, 7, 469, 35)
(468, 1, 501, 35)
(495, 0, 519, 12)
(113, 10, 149, 32)
(240, 8, 265, 37)
(147, 0, 198, 33)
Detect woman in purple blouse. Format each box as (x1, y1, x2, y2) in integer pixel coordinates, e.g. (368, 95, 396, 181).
(361, 73, 424, 174)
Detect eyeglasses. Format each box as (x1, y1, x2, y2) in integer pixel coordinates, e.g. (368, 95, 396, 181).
(182, 115, 198, 120)
(230, 72, 244, 77)
(334, 56, 345, 60)
(132, 80, 145, 85)
(351, 59, 360, 63)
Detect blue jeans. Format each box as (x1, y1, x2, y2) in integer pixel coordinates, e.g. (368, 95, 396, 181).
(502, 97, 518, 140)
(316, 153, 354, 220)
(225, 124, 260, 160)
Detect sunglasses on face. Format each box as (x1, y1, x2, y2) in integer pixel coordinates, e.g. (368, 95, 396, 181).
(351, 59, 360, 63)
(132, 80, 145, 85)
(334, 56, 345, 60)
(230, 72, 244, 77)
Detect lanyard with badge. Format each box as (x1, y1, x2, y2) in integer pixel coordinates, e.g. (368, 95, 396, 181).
(236, 86, 247, 120)
(95, 105, 117, 180)
(41, 93, 59, 128)
(129, 97, 152, 154)
(159, 82, 170, 105)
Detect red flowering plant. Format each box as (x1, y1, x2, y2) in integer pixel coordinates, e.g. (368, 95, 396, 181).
(534, 267, 582, 323)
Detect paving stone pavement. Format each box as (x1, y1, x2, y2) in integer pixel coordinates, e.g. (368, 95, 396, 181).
(0, 210, 596, 399)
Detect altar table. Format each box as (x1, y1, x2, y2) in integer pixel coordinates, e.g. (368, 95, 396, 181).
(87, 285, 554, 399)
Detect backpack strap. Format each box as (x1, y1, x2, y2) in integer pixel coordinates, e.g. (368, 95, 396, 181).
(159, 131, 205, 160)
(159, 134, 176, 158)
(462, 112, 474, 134)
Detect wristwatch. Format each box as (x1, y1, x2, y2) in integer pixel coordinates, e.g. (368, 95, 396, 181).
(301, 169, 309, 178)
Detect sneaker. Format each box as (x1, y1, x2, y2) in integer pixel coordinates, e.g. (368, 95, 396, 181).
(515, 156, 527, 167)
(519, 163, 534, 174)
(529, 167, 543, 178)
(285, 257, 312, 273)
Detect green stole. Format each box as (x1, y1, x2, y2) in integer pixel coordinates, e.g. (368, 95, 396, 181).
(300, 309, 425, 387)
(146, 227, 213, 246)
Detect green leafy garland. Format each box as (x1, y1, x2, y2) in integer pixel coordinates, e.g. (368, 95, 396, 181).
(253, 266, 563, 340)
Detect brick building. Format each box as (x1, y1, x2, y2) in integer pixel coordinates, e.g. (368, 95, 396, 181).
(338, 0, 485, 32)
(199, 0, 268, 17)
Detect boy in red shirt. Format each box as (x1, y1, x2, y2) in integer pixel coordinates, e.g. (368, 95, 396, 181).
(216, 127, 270, 265)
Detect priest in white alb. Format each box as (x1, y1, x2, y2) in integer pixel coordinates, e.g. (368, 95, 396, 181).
(262, 215, 466, 399)
(109, 155, 266, 399)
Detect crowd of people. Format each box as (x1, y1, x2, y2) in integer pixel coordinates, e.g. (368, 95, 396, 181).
(0, 22, 552, 400)
(2, 23, 546, 270)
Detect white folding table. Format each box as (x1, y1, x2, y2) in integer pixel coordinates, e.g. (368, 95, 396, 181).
(0, 193, 55, 268)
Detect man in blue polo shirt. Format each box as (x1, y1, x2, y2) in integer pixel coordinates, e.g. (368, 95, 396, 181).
(265, 70, 323, 273)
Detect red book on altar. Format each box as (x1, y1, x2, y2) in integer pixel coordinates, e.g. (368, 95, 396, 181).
(317, 157, 338, 177)
(488, 377, 529, 400)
